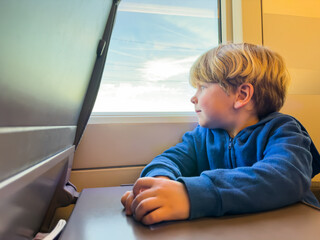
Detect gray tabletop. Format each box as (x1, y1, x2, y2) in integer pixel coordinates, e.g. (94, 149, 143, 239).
(60, 186, 320, 240)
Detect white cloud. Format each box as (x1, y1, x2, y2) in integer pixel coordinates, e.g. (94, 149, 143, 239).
(140, 56, 197, 82)
(93, 82, 195, 112)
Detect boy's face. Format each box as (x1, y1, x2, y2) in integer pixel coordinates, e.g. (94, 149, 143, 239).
(191, 83, 236, 130)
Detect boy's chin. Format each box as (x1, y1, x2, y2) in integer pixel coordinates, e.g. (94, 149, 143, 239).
(198, 121, 212, 129)
(198, 120, 221, 130)
(198, 122, 207, 128)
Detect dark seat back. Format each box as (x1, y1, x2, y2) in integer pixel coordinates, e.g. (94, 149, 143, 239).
(0, 1, 118, 238)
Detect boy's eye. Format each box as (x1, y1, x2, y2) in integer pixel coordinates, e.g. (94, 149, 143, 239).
(199, 85, 206, 90)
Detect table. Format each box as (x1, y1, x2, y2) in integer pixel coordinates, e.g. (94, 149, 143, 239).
(60, 186, 320, 240)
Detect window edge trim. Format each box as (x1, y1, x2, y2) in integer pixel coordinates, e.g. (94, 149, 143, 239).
(89, 112, 198, 124)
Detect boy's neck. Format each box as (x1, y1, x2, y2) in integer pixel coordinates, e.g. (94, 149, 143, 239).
(227, 113, 259, 138)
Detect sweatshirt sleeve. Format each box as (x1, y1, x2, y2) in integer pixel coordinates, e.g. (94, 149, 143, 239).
(140, 126, 201, 180)
(178, 117, 316, 219)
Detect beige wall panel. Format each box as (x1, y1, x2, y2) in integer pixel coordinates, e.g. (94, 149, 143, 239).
(73, 122, 197, 169)
(288, 68, 320, 95)
(263, 14, 320, 71)
(71, 146, 320, 189)
(263, 0, 320, 19)
(281, 94, 320, 150)
(70, 167, 143, 191)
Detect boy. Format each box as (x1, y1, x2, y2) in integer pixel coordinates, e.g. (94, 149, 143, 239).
(121, 43, 320, 225)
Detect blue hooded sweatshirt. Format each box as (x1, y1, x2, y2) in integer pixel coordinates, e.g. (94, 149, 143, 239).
(141, 112, 320, 219)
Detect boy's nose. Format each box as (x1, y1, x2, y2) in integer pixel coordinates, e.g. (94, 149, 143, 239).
(190, 95, 197, 104)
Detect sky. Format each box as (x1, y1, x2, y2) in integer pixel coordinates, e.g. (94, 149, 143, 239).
(93, 0, 219, 112)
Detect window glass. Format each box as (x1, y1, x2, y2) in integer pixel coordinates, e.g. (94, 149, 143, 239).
(93, 0, 220, 113)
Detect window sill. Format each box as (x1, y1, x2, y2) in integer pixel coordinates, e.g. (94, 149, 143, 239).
(89, 112, 198, 124)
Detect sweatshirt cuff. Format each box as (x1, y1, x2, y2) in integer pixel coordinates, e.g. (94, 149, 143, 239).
(141, 169, 177, 180)
(177, 176, 222, 219)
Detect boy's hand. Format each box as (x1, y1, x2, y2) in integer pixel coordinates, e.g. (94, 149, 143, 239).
(120, 176, 170, 215)
(131, 177, 190, 225)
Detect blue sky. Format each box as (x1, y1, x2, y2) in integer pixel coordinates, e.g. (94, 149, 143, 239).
(94, 0, 219, 112)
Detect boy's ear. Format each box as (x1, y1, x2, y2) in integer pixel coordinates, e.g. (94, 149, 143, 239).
(234, 83, 254, 109)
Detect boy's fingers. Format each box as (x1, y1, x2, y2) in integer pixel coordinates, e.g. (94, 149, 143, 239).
(121, 191, 131, 206)
(131, 188, 157, 214)
(141, 207, 166, 225)
(120, 190, 135, 215)
(133, 197, 161, 222)
(125, 193, 134, 215)
(132, 177, 155, 197)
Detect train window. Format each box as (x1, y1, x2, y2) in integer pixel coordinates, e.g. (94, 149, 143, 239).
(93, 0, 221, 113)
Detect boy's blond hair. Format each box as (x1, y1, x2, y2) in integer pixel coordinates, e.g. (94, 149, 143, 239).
(190, 43, 290, 118)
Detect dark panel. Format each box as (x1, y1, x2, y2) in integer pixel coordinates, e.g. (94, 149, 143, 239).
(0, 0, 112, 126)
(0, 126, 76, 182)
(0, 1, 115, 238)
(0, 147, 74, 239)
